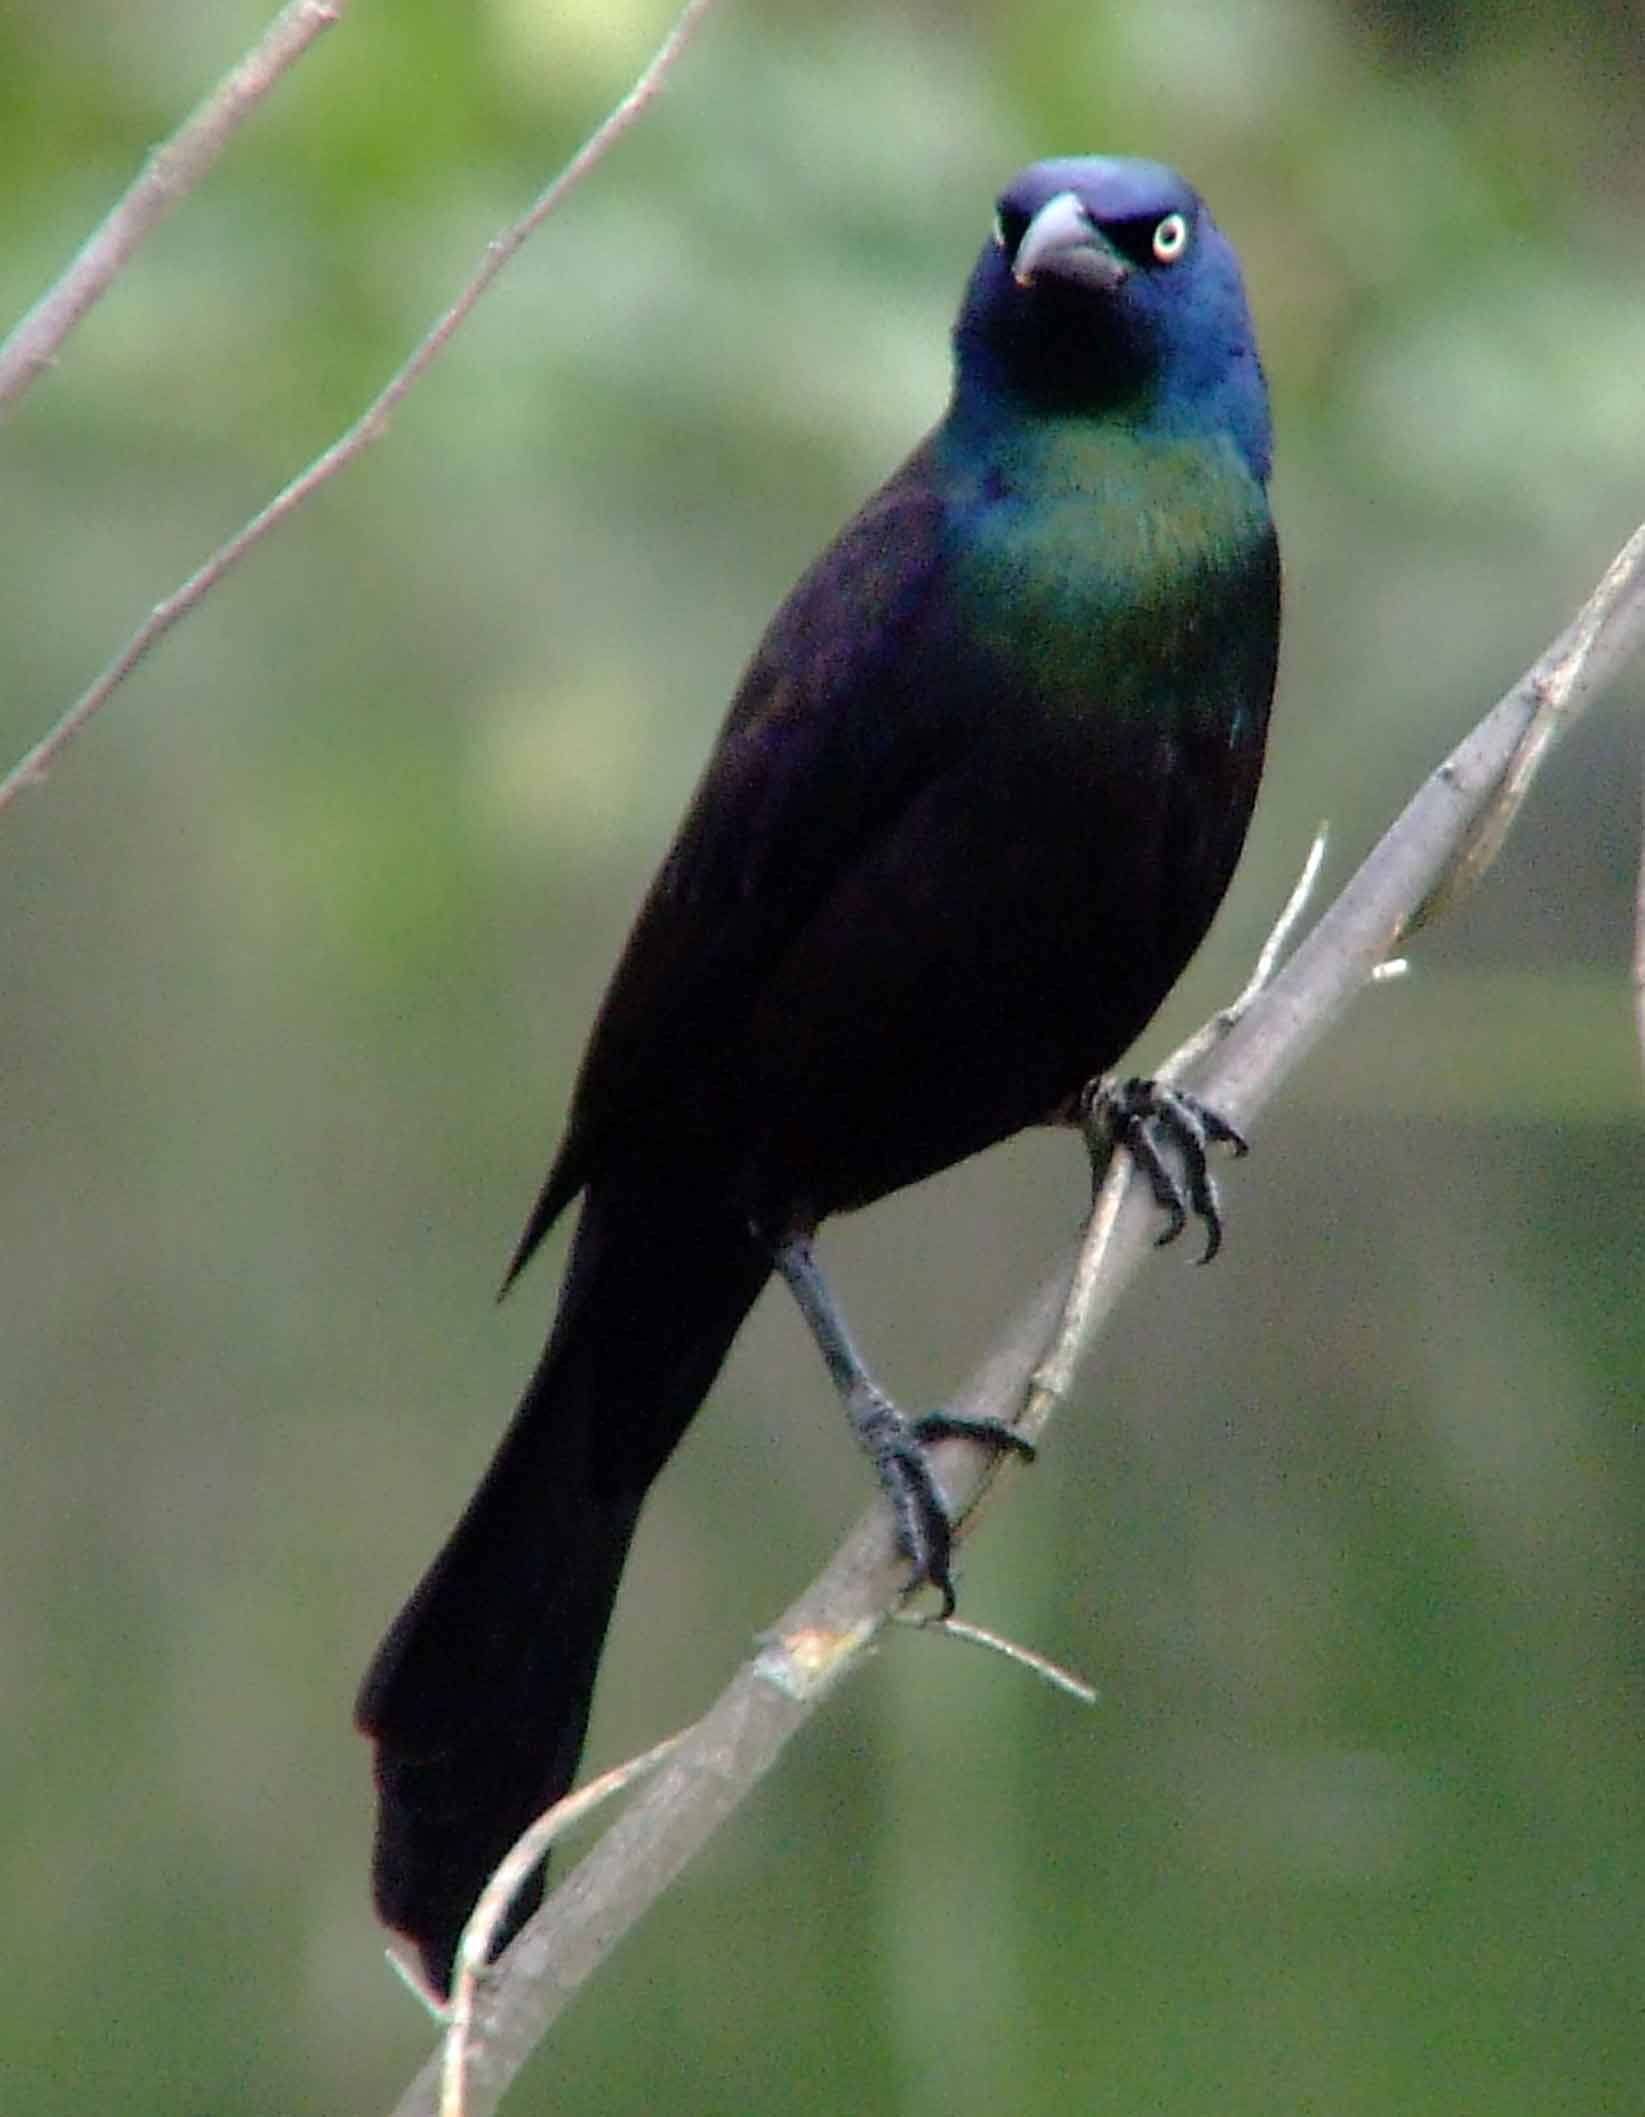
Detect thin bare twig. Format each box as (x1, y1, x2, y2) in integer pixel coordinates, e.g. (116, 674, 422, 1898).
(385, 528, 1645, 2117)
(1412, 523, 1645, 931)
(1163, 822, 1330, 1081)
(441, 1732, 688, 2117)
(0, 0, 723, 819)
(0, 2, 345, 413)
(897, 1612, 1099, 1706)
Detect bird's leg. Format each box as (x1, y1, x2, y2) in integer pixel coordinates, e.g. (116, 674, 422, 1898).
(1078, 1076, 1249, 1264)
(774, 1235, 1035, 1617)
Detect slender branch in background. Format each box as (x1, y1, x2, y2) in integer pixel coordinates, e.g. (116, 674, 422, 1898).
(0, 0, 724, 819)
(0, 1, 346, 414)
(385, 523, 1645, 2117)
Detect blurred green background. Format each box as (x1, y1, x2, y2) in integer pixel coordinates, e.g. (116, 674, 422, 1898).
(3, 2, 1642, 2110)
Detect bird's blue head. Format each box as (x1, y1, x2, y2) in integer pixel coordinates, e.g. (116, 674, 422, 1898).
(953, 157, 1271, 483)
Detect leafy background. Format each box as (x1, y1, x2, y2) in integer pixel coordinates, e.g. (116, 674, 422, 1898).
(2, 2, 1641, 2110)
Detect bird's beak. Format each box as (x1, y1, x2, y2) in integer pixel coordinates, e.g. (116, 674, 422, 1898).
(1011, 191, 1128, 293)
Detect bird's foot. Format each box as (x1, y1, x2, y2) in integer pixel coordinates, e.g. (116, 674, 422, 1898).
(854, 1390, 1036, 1617)
(1080, 1075, 1248, 1263)
(775, 1234, 1034, 1615)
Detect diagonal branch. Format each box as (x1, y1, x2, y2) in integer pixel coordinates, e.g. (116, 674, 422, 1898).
(0, 0, 723, 819)
(0, 1, 347, 415)
(385, 522, 1645, 2117)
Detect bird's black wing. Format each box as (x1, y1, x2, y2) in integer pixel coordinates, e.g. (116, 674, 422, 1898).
(506, 440, 964, 1278)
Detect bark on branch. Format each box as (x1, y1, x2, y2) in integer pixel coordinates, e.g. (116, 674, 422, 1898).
(0, 2, 346, 415)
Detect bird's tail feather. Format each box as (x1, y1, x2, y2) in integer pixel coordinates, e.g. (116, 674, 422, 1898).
(355, 1179, 771, 1997)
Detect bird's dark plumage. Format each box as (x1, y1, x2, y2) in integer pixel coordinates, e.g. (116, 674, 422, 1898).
(357, 155, 1280, 1998)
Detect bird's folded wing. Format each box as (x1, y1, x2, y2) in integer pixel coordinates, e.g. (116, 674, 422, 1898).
(506, 442, 967, 1273)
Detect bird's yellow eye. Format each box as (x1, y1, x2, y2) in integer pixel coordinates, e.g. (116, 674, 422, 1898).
(1152, 212, 1189, 263)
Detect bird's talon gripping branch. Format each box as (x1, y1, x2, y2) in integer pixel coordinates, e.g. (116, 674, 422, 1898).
(1082, 1075, 1248, 1263)
(876, 1425, 960, 1616)
(911, 1411, 1039, 1464)
(779, 1241, 1035, 1616)
(905, 1414, 1037, 1614)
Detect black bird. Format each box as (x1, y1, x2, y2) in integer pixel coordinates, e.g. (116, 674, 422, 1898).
(357, 154, 1280, 1999)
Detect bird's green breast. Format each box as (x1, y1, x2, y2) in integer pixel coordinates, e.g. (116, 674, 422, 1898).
(936, 419, 1273, 742)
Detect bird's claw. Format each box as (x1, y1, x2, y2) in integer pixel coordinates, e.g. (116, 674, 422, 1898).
(1081, 1075, 1247, 1263)
(911, 1411, 1038, 1465)
(864, 1401, 1036, 1617)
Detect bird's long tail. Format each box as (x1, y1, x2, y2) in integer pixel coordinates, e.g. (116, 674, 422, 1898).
(355, 1179, 771, 1998)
